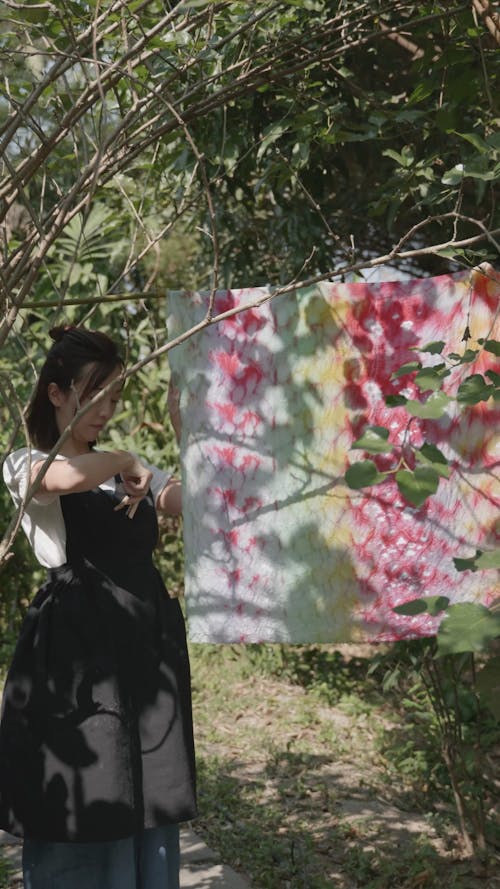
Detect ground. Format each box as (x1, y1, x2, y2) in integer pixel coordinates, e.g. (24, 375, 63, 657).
(190, 643, 500, 889)
(1, 642, 499, 889)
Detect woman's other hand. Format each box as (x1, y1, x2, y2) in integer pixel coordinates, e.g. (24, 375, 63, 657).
(115, 457, 153, 518)
(120, 456, 153, 497)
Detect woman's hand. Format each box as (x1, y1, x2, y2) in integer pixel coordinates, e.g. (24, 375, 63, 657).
(115, 457, 153, 519)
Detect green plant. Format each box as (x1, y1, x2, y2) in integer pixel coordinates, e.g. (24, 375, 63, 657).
(342, 316, 500, 858)
(0, 850, 13, 889)
(372, 636, 500, 857)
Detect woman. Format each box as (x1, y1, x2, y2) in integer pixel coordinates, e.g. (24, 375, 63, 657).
(0, 326, 196, 889)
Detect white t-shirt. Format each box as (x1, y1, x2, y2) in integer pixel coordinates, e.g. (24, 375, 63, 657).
(3, 448, 172, 569)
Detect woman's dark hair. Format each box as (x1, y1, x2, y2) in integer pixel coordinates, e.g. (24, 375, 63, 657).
(27, 326, 124, 450)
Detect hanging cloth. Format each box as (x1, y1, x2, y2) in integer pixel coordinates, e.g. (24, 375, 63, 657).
(167, 267, 499, 643)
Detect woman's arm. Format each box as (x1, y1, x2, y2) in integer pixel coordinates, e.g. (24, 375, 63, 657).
(156, 478, 182, 516)
(31, 450, 152, 498)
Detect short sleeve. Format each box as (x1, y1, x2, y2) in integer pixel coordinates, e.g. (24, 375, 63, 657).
(3, 448, 64, 506)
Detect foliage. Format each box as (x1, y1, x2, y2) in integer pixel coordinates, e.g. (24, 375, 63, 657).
(371, 637, 500, 858)
(1, 0, 499, 330)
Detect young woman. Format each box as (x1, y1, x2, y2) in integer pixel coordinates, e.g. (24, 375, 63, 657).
(0, 326, 196, 889)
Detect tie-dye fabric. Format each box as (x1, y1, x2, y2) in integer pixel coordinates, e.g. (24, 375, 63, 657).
(167, 268, 499, 643)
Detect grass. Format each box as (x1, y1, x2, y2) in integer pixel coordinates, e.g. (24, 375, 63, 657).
(189, 642, 500, 889)
(0, 854, 13, 889)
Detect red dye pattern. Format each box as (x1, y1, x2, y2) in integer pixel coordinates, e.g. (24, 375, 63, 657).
(218, 528, 239, 548)
(213, 402, 237, 424)
(213, 445, 237, 465)
(336, 273, 498, 638)
(213, 350, 241, 377)
(209, 402, 262, 434)
(472, 267, 500, 312)
(214, 487, 237, 508)
(211, 445, 262, 476)
(215, 290, 267, 334)
(243, 536, 259, 554)
(239, 410, 262, 433)
(188, 270, 499, 641)
(241, 496, 262, 513)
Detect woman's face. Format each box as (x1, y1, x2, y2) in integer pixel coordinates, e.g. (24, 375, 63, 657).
(49, 363, 123, 451)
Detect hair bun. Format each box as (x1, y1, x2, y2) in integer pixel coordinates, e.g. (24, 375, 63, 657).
(49, 325, 77, 342)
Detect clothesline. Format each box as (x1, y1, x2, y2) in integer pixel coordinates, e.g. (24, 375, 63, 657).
(16, 263, 498, 311)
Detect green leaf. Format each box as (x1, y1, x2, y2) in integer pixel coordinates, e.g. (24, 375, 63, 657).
(416, 443, 451, 478)
(476, 657, 500, 721)
(475, 549, 500, 570)
(414, 364, 450, 391)
(418, 442, 448, 465)
(425, 595, 451, 616)
(351, 425, 393, 454)
(395, 466, 440, 507)
(176, 0, 218, 8)
(393, 599, 428, 615)
(345, 460, 384, 489)
(453, 131, 490, 154)
(382, 149, 406, 166)
(466, 166, 499, 181)
(385, 394, 408, 407)
(257, 122, 289, 160)
(407, 82, 434, 105)
(437, 603, 500, 656)
(436, 248, 467, 260)
(391, 361, 421, 379)
(17, 4, 48, 23)
(460, 349, 479, 363)
(383, 147, 414, 168)
(443, 160, 498, 184)
(486, 131, 500, 150)
(405, 391, 450, 419)
(394, 595, 449, 616)
(484, 340, 500, 357)
(453, 551, 481, 572)
(486, 369, 500, 386)
(457, 374, 494, 404)
(442, 164, 465, 185)
(418, 341, 446, 355)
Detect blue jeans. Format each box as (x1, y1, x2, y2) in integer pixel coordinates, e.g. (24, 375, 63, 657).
(23, 825, 180, 889)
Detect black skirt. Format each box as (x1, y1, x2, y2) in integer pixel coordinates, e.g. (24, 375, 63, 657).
(0, 484, 196, 843)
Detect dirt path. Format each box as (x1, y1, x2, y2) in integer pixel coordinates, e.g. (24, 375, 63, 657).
(190, 646, 500, 888)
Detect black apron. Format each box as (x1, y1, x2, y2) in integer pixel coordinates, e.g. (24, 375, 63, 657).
(0, 480, 196, 843)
